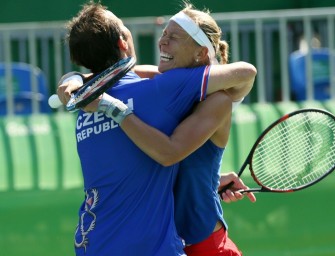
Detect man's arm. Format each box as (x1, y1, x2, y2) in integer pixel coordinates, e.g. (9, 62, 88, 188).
(56, 65, 160, 104)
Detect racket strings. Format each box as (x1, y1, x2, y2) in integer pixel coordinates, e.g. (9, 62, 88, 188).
(74, 68, 120, 103)
(66, 57, 135, 111)
(251, 111, 335, 190)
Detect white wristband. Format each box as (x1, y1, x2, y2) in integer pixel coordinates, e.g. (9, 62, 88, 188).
(59, 71, 84, 85)
(62, 75, 83, 85)
(98, 93, 132, 124)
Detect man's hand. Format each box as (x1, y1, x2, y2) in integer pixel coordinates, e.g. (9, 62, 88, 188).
(57, 72, 84, 105)
(57, 72, 100, 113)
(218, 172, 256, 203)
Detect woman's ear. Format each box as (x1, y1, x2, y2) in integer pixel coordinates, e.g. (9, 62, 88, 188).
(117, 36, 128, 51)
(194, 46, 208, 63)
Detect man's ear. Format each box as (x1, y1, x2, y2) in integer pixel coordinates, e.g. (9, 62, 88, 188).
(117, 36, 128, 51)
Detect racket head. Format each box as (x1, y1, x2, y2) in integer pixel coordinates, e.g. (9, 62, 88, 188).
(66, 56, 136, 112)
(248, 108, 335, 193)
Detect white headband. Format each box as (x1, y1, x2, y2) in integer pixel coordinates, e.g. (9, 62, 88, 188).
(170, 11, 218, 64)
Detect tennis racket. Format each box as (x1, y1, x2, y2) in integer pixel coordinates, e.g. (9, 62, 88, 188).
(219, 108, 335, 194)
(48, 56, 136, 112)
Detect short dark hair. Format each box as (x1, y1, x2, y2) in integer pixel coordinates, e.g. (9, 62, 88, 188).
(66, 1, 126, 73)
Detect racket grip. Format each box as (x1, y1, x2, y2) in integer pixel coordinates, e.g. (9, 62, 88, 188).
(218, 181, 234, 196)
(48, 94, 63, 108)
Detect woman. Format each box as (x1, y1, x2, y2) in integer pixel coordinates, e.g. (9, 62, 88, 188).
(97, 4, 257, 256)
(58, 2, 256, 255)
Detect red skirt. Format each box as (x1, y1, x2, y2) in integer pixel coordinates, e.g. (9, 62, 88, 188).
(184, 227, 242, 256)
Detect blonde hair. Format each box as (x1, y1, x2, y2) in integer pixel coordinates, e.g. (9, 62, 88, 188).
(182, 3, 229, 64)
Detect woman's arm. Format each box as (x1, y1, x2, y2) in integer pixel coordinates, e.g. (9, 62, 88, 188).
(83, 62, 255, 165)
(207, 62, 257, 101)
(115, 62, 255, 164)
(121, 91, 232, 166)
(134, 62, 256, 100)
(57, 62, 254, 166)
(133, 65, 160, 78)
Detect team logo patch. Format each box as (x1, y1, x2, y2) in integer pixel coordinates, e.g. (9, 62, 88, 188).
(74, 188, 99, 252)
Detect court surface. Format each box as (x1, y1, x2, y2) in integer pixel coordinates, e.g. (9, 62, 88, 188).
(1, 173, 334, 255)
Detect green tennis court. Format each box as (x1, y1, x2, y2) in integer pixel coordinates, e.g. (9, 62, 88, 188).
(1, 173, 334, 256)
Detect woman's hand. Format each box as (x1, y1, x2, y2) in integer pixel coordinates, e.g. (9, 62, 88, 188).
(218, 172, 256, 203)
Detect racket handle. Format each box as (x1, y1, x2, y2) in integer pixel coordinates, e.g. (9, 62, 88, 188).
(48, 94, 63, 108)
(218, 181, 234, 196)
